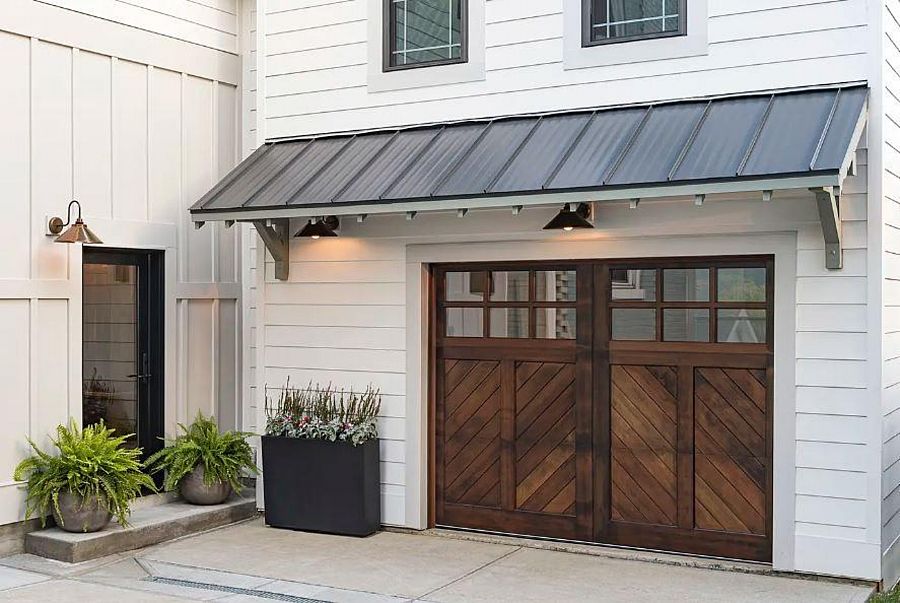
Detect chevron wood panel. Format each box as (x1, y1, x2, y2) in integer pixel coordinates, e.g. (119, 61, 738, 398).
(610, 365, 678, 526)
(514, 361, 577, 516)
(443, 359, 502, 508)
(694, 367, 767, 535)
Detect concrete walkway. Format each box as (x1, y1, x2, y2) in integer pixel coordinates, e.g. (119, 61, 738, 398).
(0, 518, 874, 602)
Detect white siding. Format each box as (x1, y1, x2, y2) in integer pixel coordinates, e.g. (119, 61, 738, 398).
(883, 0, 900, 589)
(261, 240, 409, 526)
(260, 0, 871, 138)
(0, 2, 241, 527)
(792, 145, 881, 579)
(36, 0, 239, 54)
(244, 0, 882, 581)
(255, 173, 881, 577)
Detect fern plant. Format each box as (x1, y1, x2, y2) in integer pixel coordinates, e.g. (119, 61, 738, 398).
(13, 421, 154, 527)
(146, 412, 257, 493)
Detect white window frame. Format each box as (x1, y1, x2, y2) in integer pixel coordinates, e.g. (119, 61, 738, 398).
(367, 0, 485, 93)
(564, 0, 708, 70)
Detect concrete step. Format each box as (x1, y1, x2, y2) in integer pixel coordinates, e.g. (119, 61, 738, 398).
(24, 494, 257, 563)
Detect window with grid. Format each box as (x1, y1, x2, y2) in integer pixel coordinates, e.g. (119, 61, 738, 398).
(386, 0, 466, 70)
(441, 269, 577, 339)
(609, 263, 769, 344)
(585, 0, 686, 46)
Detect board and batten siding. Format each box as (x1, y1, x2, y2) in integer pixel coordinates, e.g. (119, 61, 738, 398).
(259, 0, 871, 138)
(0, 1, 241, 530)
(35, 0, 239, 54)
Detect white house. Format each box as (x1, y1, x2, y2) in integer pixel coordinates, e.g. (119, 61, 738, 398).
(3, 0, 900, 589)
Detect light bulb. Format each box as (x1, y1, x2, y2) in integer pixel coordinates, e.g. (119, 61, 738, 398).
(563, 226, 574, 232)
(311, 235, 320, 240)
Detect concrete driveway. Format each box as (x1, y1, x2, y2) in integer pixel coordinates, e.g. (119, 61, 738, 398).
(0, 518, 874, 602)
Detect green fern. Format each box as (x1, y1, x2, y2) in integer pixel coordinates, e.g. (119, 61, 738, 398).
(12, 420, 155, 528)
(146, 412, 257, 493)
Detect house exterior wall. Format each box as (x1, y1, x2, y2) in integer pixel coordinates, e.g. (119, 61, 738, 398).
(259, 0, 870, 138)
(251, 151, 877, 578)
(243, 0, 888, 581)
(0, 0, 243, 528)
(882, 0, 900, 588)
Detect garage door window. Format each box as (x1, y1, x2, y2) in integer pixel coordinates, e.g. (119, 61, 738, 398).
(442, 268, 577, 339)
(609, 262, 768, 343)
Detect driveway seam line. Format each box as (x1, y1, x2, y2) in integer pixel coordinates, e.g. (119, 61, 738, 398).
(415, 546, 523, 601)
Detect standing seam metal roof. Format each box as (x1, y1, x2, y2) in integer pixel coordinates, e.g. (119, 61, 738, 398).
(191, 86, 868, 215)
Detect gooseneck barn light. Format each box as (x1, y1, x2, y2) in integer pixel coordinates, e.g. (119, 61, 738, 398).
(48, 200, 103, 244)
(543, 203, 593, 232)
(296, 216, 340, 239)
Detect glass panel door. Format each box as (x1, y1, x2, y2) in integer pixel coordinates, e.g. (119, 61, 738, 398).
(83, 262, 140, 445)
(83, 249, 164, 460)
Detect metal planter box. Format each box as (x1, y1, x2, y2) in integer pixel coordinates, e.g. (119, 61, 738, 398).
(261, 436, 380, 537)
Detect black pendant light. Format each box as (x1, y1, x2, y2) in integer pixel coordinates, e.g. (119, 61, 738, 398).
(296, 216, 339, 239)
(543, 203, 593, 231)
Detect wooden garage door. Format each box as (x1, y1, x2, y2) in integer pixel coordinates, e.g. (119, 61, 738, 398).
(432, 259, 773, 561)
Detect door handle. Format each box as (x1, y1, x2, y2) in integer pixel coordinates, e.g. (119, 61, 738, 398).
(127, 373, 151, 380)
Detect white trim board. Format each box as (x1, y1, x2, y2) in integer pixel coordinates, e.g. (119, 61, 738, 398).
(402, 232, 798, 572)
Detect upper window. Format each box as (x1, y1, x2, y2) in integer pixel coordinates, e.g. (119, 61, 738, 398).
(385, 0, 467, 71)
(584, 0, 686, 46)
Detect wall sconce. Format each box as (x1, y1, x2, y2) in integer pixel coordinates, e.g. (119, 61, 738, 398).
(48, 200, 103, 244)
(296, 216, 339, 239)
(543, 203, 593, 231)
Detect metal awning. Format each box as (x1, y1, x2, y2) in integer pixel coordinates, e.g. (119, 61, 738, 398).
(191, 85, 868, 277)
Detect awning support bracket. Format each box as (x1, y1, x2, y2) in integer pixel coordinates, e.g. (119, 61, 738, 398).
(811, 186, 842, 270)
(253, 219, 290, 281)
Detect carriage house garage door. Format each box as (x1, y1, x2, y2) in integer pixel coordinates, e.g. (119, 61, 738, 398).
(432, 257, 774, 562)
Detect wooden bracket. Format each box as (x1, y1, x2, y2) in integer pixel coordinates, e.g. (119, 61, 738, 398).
(811, 187, 842, 270)
(253, 219, 290, 281)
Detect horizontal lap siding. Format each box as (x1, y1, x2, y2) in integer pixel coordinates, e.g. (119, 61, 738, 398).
(793, 139, 875, 572)
(883, 1, 900, 585)
(261, 0, 870, 137)
(262, 239, 408, 526)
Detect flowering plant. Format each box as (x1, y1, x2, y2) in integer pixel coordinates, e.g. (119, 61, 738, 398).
(265, 381, 380, 446)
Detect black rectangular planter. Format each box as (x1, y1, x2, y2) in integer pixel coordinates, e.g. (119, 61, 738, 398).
(261, 436, 380, 536)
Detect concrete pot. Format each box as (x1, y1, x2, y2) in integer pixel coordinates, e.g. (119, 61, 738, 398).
(52, 490, 112, 533)
(180, 465, 231, 505)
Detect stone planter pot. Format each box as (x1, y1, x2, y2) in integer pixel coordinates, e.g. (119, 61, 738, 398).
(179, 464, 231, 505)
(52, 490, 112, 533)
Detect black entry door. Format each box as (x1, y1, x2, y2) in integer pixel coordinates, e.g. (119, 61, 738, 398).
(82, 248, 164, 459)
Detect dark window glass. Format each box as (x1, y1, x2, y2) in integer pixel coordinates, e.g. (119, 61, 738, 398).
(718, 310, 767, 343)
(536, 308, 577, 340)
(612, 308, 656, 340)
(663, 309, 709, 342)
(611, 268, 656, 301)
(389, 0, 464, 68)
(717, 268, 767, 302)
(663, 268, 710, 302)
(536, 270, 577, 302)
(588, 0, 684, 44)
(446, 307, 483, 337)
